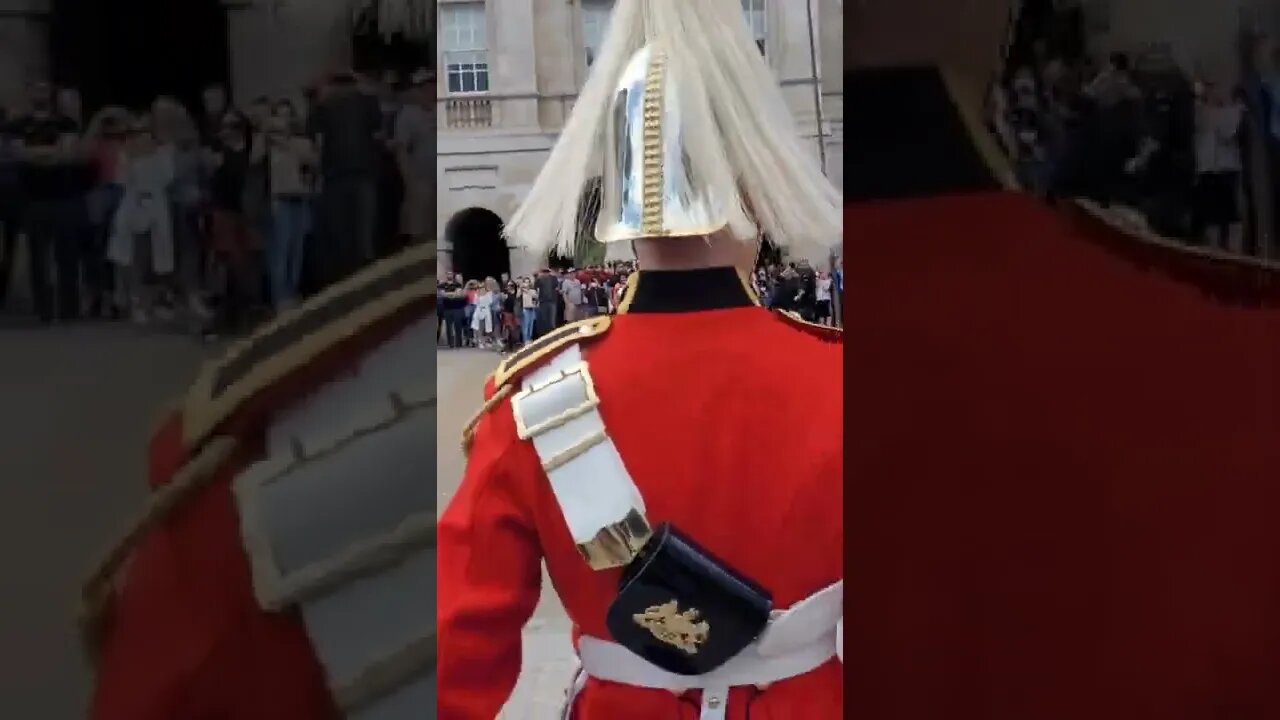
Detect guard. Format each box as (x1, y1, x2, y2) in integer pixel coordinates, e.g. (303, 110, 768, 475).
(437, 1, 844, 718)
(83, 244, 435, 720)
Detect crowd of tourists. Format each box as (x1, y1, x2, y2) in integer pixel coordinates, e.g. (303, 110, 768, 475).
(437, 259, 843, 354)
(993, 0, 1279, 255)
(0, 68, 431, 338)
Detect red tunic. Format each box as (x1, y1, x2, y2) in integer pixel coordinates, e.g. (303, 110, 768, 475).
(91, 410, 339, 720)
(88, 249, 434, 720)
(846, 192, 1280, 719)
(438, 267, 845, 719)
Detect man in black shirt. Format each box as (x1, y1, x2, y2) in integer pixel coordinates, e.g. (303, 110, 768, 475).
(13, 82, 92, 323)
(533, 269, 559, 338)
(311, 72, 384, 288)
(437, 272, 466, 349)
(796, 260, 818, 321)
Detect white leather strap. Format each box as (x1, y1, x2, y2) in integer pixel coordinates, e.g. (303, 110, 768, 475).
(510, 345, 646, 546)
(836, 616, 843, 663)
(576, 581, 843, 719)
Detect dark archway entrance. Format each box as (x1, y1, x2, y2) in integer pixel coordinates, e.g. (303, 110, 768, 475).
(447, 208, 510, 282)
(542, 177, 602, 271)
(547, 250, 574, 271)
(50, 0, 229, 115)
(351, 21, 431, 79)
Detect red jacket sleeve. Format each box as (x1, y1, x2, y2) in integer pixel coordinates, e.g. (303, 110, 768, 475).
(438, 385, 545, 720)
(91, 415, 336, 720)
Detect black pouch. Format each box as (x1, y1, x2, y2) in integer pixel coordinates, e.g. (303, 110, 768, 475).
(605, 523, 773, 675)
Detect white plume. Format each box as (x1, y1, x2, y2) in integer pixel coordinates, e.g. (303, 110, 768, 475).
(503, 0, 841, 261)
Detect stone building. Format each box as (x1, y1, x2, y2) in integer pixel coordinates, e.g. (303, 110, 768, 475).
(0, 0, 427, 115)
(437, 0, 845, 279)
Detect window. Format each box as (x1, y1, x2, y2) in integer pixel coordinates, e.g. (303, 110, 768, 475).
(582, 0, 615, 68)
(580, 0, 762, 65)
(442, 2, 489, 94)
(741, 0, 766, 56)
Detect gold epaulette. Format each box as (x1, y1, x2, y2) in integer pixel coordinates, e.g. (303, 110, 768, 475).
(181, 245, 435, 448)
(460, 315, 612, 453)
(774, 309, 843, 342)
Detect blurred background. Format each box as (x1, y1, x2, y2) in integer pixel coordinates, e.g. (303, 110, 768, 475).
(0, 1, 429, 716)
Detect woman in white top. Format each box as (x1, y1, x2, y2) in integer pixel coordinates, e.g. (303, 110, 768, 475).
(1192, 81, 1244, 249)
(108, 115, 175, 323)
(471, 281, 497, 348)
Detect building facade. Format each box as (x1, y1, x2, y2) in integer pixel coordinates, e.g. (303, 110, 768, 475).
(0, 0, 426, 116)
(437, 0, 844, 278)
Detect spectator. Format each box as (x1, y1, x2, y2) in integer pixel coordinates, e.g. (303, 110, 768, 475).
(771, 266, 801, 312)
(815, 270, 833, 326)
(83, 108, 127, 317)
(584, 277, 608, 318)
(12, 81, 89, 324)
(1084, 52, 1140, 109)
(439, 272, 466, 349)
(470, 278, 496, 349)
(374, 73, 406, 258)
(153, 97, 208, 322)
(560, 269, 584, 324)
(203, 110, 261, 338)
(199, 83, 230, 144)
(1192, 81, 1244, 249)
(519, 276, 538, 344)
(535, 268, 558, 338)
(796, 260, 817, 321)
(500, 279, 520, 350)
(610, 271, 628, 312)
(488, 276, 503, 336)
(1007, 67, 1053, 194)
(463, 279, 478, 346)
(311, 71, 383, 287)
(393, 69, 431, 249)
(108, 114, 175, 324)
(242, 96, 273, 266)
(265, 102, 317, 312)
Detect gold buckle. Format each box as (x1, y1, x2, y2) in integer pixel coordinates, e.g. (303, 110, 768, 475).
(577, 508, 653, 570)
(512, 363, 601, 440)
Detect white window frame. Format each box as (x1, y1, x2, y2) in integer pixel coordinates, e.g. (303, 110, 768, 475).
(581, 0, 615, 69)
(742, 0, 767, 57)
(440, 2, 491, 95)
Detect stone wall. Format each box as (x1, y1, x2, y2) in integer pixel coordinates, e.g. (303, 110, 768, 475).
(222, 0, 353, 108)
(0, 0, 50, 110)
(847, 0, 1016, 86)
(1086, 0, 1260, 81)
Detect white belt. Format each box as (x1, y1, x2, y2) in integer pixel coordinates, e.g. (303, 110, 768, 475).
(571, 581, 844, 720)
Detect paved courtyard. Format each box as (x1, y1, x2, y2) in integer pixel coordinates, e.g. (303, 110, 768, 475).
(0, 321, 211, 717)
(437, 348, 578, 717)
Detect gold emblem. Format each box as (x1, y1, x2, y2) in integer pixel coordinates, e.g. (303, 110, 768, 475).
(633, 600, 710, 654)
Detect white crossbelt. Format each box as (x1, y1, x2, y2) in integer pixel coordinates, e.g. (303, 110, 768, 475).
(511, 344, 647, 553)
(575, 581, 843, 720)
(512, 346, 844, 720)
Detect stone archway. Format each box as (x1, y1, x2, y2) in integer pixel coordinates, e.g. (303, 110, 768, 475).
(446, 207, 510, 283)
